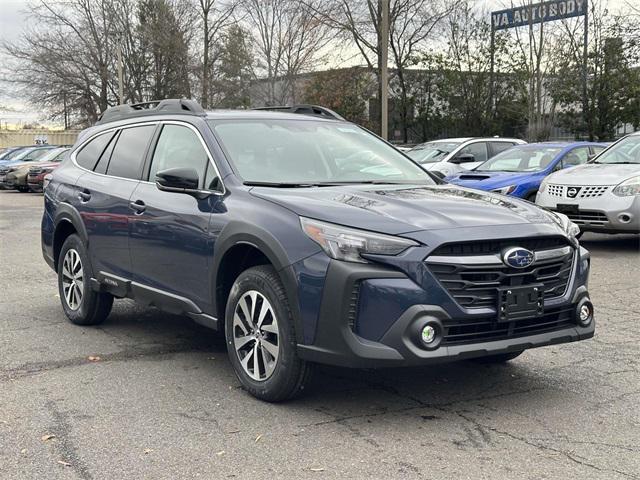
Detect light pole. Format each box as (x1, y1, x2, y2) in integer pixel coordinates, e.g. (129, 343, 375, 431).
(117, 44, 124, 104)
(380, 0, 389, 141)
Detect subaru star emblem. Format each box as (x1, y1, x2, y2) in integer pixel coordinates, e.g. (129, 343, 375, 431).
(502, 247, 535, 269)
(566, 187, 581, 198)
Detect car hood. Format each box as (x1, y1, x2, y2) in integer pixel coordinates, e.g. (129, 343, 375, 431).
(250, 184, 555, 235)
(447, 171, 538, 188)
(547, 163, 640, 185)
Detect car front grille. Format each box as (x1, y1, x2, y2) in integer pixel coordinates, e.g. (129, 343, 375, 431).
(547, 184, 611, 198)
(563, 210, 608, 225)
(442, 306, 575, 345)
(0, 167, 10, 175)
(426, 239, 574, 309)
(29, 167, 43, 175)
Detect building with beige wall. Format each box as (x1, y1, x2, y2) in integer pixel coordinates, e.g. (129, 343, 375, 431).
(0, 129, 80, 148)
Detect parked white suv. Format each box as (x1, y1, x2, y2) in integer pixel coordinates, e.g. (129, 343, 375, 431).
(536, 133, 640, 234)
(406, 137, 526, 177)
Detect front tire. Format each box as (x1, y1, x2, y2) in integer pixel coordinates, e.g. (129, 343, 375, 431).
(225, 265, 312, 402)
(57, 234, 113, 325)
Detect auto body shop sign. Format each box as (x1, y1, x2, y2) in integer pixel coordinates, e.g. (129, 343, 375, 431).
(492, 0, 587, 30)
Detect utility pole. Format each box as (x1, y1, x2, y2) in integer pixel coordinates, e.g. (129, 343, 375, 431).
(62, 91, 68, 130)
(380, 0, 389, 140)
(117, 44, 124, 104)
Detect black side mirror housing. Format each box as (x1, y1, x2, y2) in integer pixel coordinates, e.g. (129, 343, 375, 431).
(452, 153, 475, 164)
(156, 167, 202, 194)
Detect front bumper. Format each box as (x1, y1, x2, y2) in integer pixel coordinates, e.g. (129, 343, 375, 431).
(537, 189, 640, 233)
(296, 244, 593, 368)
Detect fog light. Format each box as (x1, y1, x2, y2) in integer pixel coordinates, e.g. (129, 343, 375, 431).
(576, 299, 594, 327)
(421, 325, 436, 344)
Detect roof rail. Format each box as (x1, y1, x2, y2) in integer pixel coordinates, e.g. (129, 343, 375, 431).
(96, 99, 206, 125)
(253, 104, 345, 121)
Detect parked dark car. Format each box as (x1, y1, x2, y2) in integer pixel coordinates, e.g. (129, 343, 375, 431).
(42, 99, 595, 401)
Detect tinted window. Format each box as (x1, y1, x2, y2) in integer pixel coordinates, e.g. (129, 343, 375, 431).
(563, 147, 590, 167)
(94, 132, 119, 174)
(106, 125, 155, 179)
(490, 142, 515, 157)
(148, 125, 209, 187)
(76, 132, 115, 170)
(407, 141, 462, 164)
(459, 142, 488, 163)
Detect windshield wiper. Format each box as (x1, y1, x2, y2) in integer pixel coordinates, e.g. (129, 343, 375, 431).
(243, 181, 322, 188)
(595, 161, 636, 165)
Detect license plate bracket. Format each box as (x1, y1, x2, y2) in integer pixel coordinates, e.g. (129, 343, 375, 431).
(556, 203, 579, 215)
(498, 284, 544, 322)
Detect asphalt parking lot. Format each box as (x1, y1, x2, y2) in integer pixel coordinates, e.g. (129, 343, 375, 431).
(0, 190, 639, 480)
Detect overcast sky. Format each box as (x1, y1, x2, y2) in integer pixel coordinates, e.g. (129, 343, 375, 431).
(0, 0, 633, 126)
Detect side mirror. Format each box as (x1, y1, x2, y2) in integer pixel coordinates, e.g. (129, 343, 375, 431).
(452, 153, 475, 164)
(155, 167, 201, 194)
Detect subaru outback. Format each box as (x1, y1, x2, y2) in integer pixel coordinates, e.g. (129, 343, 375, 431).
(42, 99, 595, 401)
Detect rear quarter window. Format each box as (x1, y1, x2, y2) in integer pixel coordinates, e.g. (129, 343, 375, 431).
(75, 132, 116, 171)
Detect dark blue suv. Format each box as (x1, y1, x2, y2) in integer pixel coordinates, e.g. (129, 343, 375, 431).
(42, 99, 595, 401)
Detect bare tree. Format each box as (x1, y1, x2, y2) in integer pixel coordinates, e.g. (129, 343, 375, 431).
(239, 0, 331, 105)
(310, 0, 457, 138)
(196, 0, 237, 108)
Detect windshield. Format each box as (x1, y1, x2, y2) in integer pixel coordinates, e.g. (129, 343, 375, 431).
(406, 142, 461, 164)
(208, 119, 435, 185)
(593, 135, 640, 164)
(476, 146, 562, 172)
(21, 147, 56, 161)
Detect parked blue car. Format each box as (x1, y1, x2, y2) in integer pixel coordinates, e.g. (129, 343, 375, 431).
(445, 142, 608, 201)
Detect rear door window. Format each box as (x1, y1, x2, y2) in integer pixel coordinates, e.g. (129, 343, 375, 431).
(489, 142, 516, 157)
(75, 132, 116, 170)
(562, 147, 590, 167)
(106, 125, 155, 179)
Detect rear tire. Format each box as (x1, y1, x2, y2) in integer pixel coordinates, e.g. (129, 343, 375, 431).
(472, 351, 524, 364)
(57, 234, 113, 326)
(225, 265, 312, 402)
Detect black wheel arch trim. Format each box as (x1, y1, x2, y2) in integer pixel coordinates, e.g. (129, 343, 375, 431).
(54, 202, 89, 243)
(211, 221, 312, 344)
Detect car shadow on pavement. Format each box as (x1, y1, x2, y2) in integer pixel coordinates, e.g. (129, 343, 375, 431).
(579, 232, 639, 253)
(99, 303, 561, 413)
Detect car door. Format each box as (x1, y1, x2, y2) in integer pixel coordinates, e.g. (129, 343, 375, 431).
(128, 122, 225, 311)
(73, 124, 156, 278)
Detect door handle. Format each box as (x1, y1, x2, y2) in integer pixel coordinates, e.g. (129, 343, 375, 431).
(129, 200, 146, 214)
(78, 190, 91, 202)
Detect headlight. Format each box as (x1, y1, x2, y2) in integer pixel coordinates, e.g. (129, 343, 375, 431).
(539, 178, 549, 193)
(300, 217, 418, 263)
(491, 185, 516, 195)
(612, 176, 640, 197)
(550, 211, 581, 239)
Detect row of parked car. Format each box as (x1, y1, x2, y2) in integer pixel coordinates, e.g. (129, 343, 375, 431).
(403, 136, 639, 235)
(0, 145, 70, 192)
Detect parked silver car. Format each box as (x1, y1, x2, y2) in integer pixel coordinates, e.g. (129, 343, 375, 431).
(406, 137, 526, 177)
(536, 132, 640, 234)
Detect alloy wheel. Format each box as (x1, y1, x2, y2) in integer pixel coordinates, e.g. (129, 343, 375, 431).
(61, 249, 84, 310)
(232, 290, 280, 381)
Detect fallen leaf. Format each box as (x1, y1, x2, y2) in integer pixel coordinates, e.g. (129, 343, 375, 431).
(20, 449, 27, 454)
(41, 434, 56, 442)
(310, 467, 325, 472)
(254, 434, 262, 443)
(143, 449, 153, 454)
(216, 450, 225, 456)
(226, 430, 240, 434)
(57, 460, 72, 467)
(87, 356, 101, 362)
